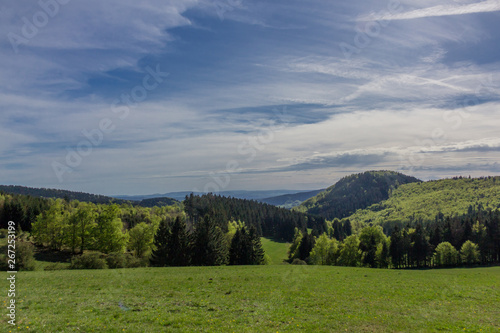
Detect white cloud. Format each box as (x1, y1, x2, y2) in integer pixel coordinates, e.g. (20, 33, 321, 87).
(360, 0, 500, 21)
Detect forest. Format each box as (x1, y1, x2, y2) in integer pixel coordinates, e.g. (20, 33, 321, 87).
(1, 173, 499, 271)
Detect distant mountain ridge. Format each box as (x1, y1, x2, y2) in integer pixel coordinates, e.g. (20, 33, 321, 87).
(295, 171, 421, 219)
(0, 185, 179, 207)
(259, 189, 325, 208)
(115, 190, 315, 202)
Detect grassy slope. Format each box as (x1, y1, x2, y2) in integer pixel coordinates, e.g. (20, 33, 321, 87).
(348, 177, 500, 231)
(261, 237, 289, 264)
(1, 266, 499, 332)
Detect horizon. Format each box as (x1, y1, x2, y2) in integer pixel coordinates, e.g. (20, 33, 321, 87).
(1, 170, 494, 197)
(2, 1, 500, 195)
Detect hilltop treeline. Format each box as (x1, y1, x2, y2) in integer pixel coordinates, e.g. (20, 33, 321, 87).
(184, 193, 327, 241)
(0, 185, 129, 205)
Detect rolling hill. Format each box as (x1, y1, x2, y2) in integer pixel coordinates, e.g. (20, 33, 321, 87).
(295, 171, 421, 220)
(0, 185, 178, 207)
(346, 176, 500, 232)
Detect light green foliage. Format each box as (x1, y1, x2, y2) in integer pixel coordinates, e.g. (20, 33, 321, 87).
(348, 177, 500, 231)
(93, 205, 128, 254)
(460, 240, 480, 264)
(309, 233, 338, 265)
(226, 220, 245, 244)
(65, 202, 97, 253)
(287, 227, 303, 260)
(433, 242, 460, 266)
(32, 199, 68, 250)
(338, 235, 362, 267)
(128, 222, 156, 258)
(8, 266, 500, 332)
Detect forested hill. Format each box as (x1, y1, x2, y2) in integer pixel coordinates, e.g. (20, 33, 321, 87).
(184, 194, 327, 241)
(347, 176, 500, 232)
(0, 185, 178, 207)
(295, 171, 421, 220)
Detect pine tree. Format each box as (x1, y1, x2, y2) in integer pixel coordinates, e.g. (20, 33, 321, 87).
(192, 215, 228, 266)
(150, 218, 171, 267)
(166, 216, 190, 266)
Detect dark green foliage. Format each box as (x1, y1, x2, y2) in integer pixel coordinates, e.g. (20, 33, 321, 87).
(184, 193, 326, 241)
(0, 185, 129, 205)
(297, 232, 315, 262)
(166, 216, 190, 266)
(229, 226, 265, 265)
(137, 197, 179, 208)
(150, 218, 172, 267)
(0, 193, 51, 231)
(191, 215, 228, 266)
(70, 252, 108, 269)
(297, 171, 421, 220)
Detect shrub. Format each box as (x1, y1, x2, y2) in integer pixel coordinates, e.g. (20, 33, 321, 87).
(70, 252, 108, 269)
(106, 252, 128, 269)
(291, 258, 307, 265)
(17, 241, 37, 271)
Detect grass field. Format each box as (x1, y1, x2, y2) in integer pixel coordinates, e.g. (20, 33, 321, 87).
(260, 238, 289, 264)
(1, 266, 499, 332)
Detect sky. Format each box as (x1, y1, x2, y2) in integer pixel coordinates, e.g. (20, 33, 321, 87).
(1, 0, 500, 196)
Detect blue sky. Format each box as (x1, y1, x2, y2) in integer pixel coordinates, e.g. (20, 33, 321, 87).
(1, 0, 500, 195)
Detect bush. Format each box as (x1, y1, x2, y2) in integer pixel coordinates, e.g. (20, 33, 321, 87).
(70, 252, 108, 269)
(291, 258, 307, 265)
(106, 252, 128, 269)
(17, 241, 37, 271)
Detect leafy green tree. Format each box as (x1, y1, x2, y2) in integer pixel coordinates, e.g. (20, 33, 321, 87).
(65, 202, 96, 254)
(338, 235, 361, 267)
(359, 226, 386, 268)
(288, 228, 303, 261)
(433, 242, 459, 267)
(93, 205, 127, 254)
(32, 199, 68, 250)
(460, 240, 480, 264)
(309, 233, 338, 265)
(128, 222, 155, 258)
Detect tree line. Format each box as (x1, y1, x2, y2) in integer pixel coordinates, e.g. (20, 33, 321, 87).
(296, 206, 500, 268)
(184, 193, 326, 241)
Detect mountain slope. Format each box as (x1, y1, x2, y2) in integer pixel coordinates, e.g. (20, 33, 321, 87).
(295, 171, 421, 220)
(347, 176, 500, 231)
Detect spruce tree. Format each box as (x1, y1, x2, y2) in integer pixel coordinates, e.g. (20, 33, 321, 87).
(150, 218, 171, 267)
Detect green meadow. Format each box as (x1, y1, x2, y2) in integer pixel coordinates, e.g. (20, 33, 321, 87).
(1, 265, 499, 332)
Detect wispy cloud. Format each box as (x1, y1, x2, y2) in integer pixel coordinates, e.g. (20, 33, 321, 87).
(360, 0, 500, 21)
